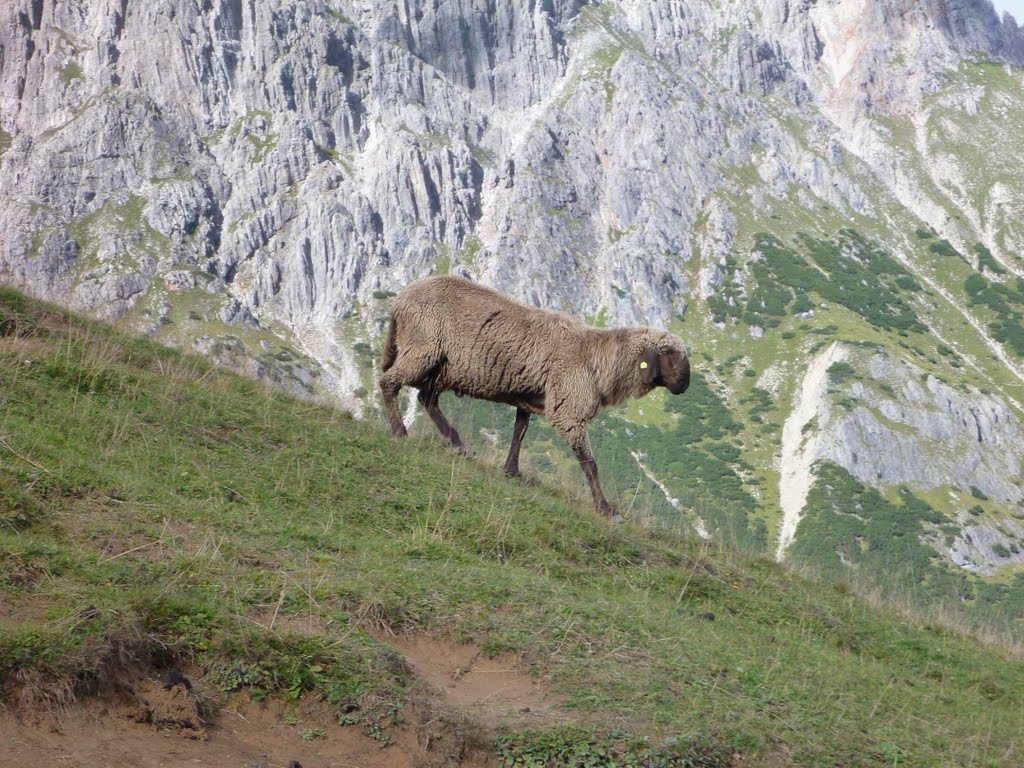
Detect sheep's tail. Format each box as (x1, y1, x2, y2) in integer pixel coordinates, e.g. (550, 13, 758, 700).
(380, 313, 398, 372)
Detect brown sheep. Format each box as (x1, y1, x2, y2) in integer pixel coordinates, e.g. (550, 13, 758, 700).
(378, 275, 690, 518)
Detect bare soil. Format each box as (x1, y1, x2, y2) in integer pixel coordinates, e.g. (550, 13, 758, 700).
(386, 634, 566, 728)
(0, 635, 563, 768)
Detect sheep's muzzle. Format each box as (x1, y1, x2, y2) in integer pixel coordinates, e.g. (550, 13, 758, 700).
(663, 352, 690, 395)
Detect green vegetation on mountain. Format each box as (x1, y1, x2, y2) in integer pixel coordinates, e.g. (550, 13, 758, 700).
(973, 242, 1005, 275)
(927, 237, 964, 261)
(787, 462, 1024, 630)
(707, 227, 927, 339)
(754, 230, 927, 334)
(3, 290, 1024, 767)
(923, 61, 1024, 263)
(964, 269, 1024, 356)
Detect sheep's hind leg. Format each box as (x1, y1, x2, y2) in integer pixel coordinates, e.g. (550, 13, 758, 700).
(417, 386, 465, 453)
(503, 408, 530, 477)
(380, 352, 438, 438)
(380, 377, 408, 437)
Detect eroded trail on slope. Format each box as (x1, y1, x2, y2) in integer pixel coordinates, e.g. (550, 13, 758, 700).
(0, 636, 563, 768)
(776, 342, 846, 560)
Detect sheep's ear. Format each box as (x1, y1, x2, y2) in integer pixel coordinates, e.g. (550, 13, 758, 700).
(639, 347, 659, 385)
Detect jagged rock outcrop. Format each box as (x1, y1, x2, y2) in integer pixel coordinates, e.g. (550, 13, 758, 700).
(3, 0, 1022, 346)
(818, 349, 1024, 504)
(770, 0, 1024, 120)
(946, 514, 1024, 574)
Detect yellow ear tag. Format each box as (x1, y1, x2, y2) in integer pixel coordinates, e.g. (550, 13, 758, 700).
(640, 362, 648, 369)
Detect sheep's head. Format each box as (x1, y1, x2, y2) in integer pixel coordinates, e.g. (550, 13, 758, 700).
(640, 333, 690, 395)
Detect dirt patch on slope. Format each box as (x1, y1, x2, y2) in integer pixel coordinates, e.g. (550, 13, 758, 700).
(0, 635, 558, 767)
(1, 668, 496, 768)
(386, 634, 566, 728)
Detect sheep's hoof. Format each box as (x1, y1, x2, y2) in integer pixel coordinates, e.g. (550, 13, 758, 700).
(503, 466, 521, 478)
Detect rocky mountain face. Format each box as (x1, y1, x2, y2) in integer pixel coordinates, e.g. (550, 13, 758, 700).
(777, 341, 1024, 570)
(3, 0, 1024, 627)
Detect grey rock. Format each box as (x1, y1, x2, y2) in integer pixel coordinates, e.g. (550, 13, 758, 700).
(946, 516, 1024, 575)
(818, 349, 1023, 506)
(3, 0, 1022, 352)
(699, 263, 724, 300)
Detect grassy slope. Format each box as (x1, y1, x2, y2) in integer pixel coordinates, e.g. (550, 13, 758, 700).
(1, 288, 1023, 767)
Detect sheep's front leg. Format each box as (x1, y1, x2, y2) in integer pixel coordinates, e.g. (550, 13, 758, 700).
(573, 439, 618, 520)
(503, 408, 531, 477)
(553, 421, 619, 521)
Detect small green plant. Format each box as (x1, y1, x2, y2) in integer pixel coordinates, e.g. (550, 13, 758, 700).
(974, 242, 1006, 275)
(300, 727, 326, 741)
(59, 60, 84, 84)
(497, 727, 729, 768)
(827, 361, 856, 386)
(928, 239, 963, 260)
(365, 704, 402, 748)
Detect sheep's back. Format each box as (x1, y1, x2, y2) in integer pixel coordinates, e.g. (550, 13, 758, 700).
(395, 277, 583, 405)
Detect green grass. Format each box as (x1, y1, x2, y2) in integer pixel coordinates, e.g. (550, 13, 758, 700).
(792, 461, 1024, 645)
(459, 233, 482, 267)
(2, 288, 1024, 766)
(225, 111, 277, 163)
